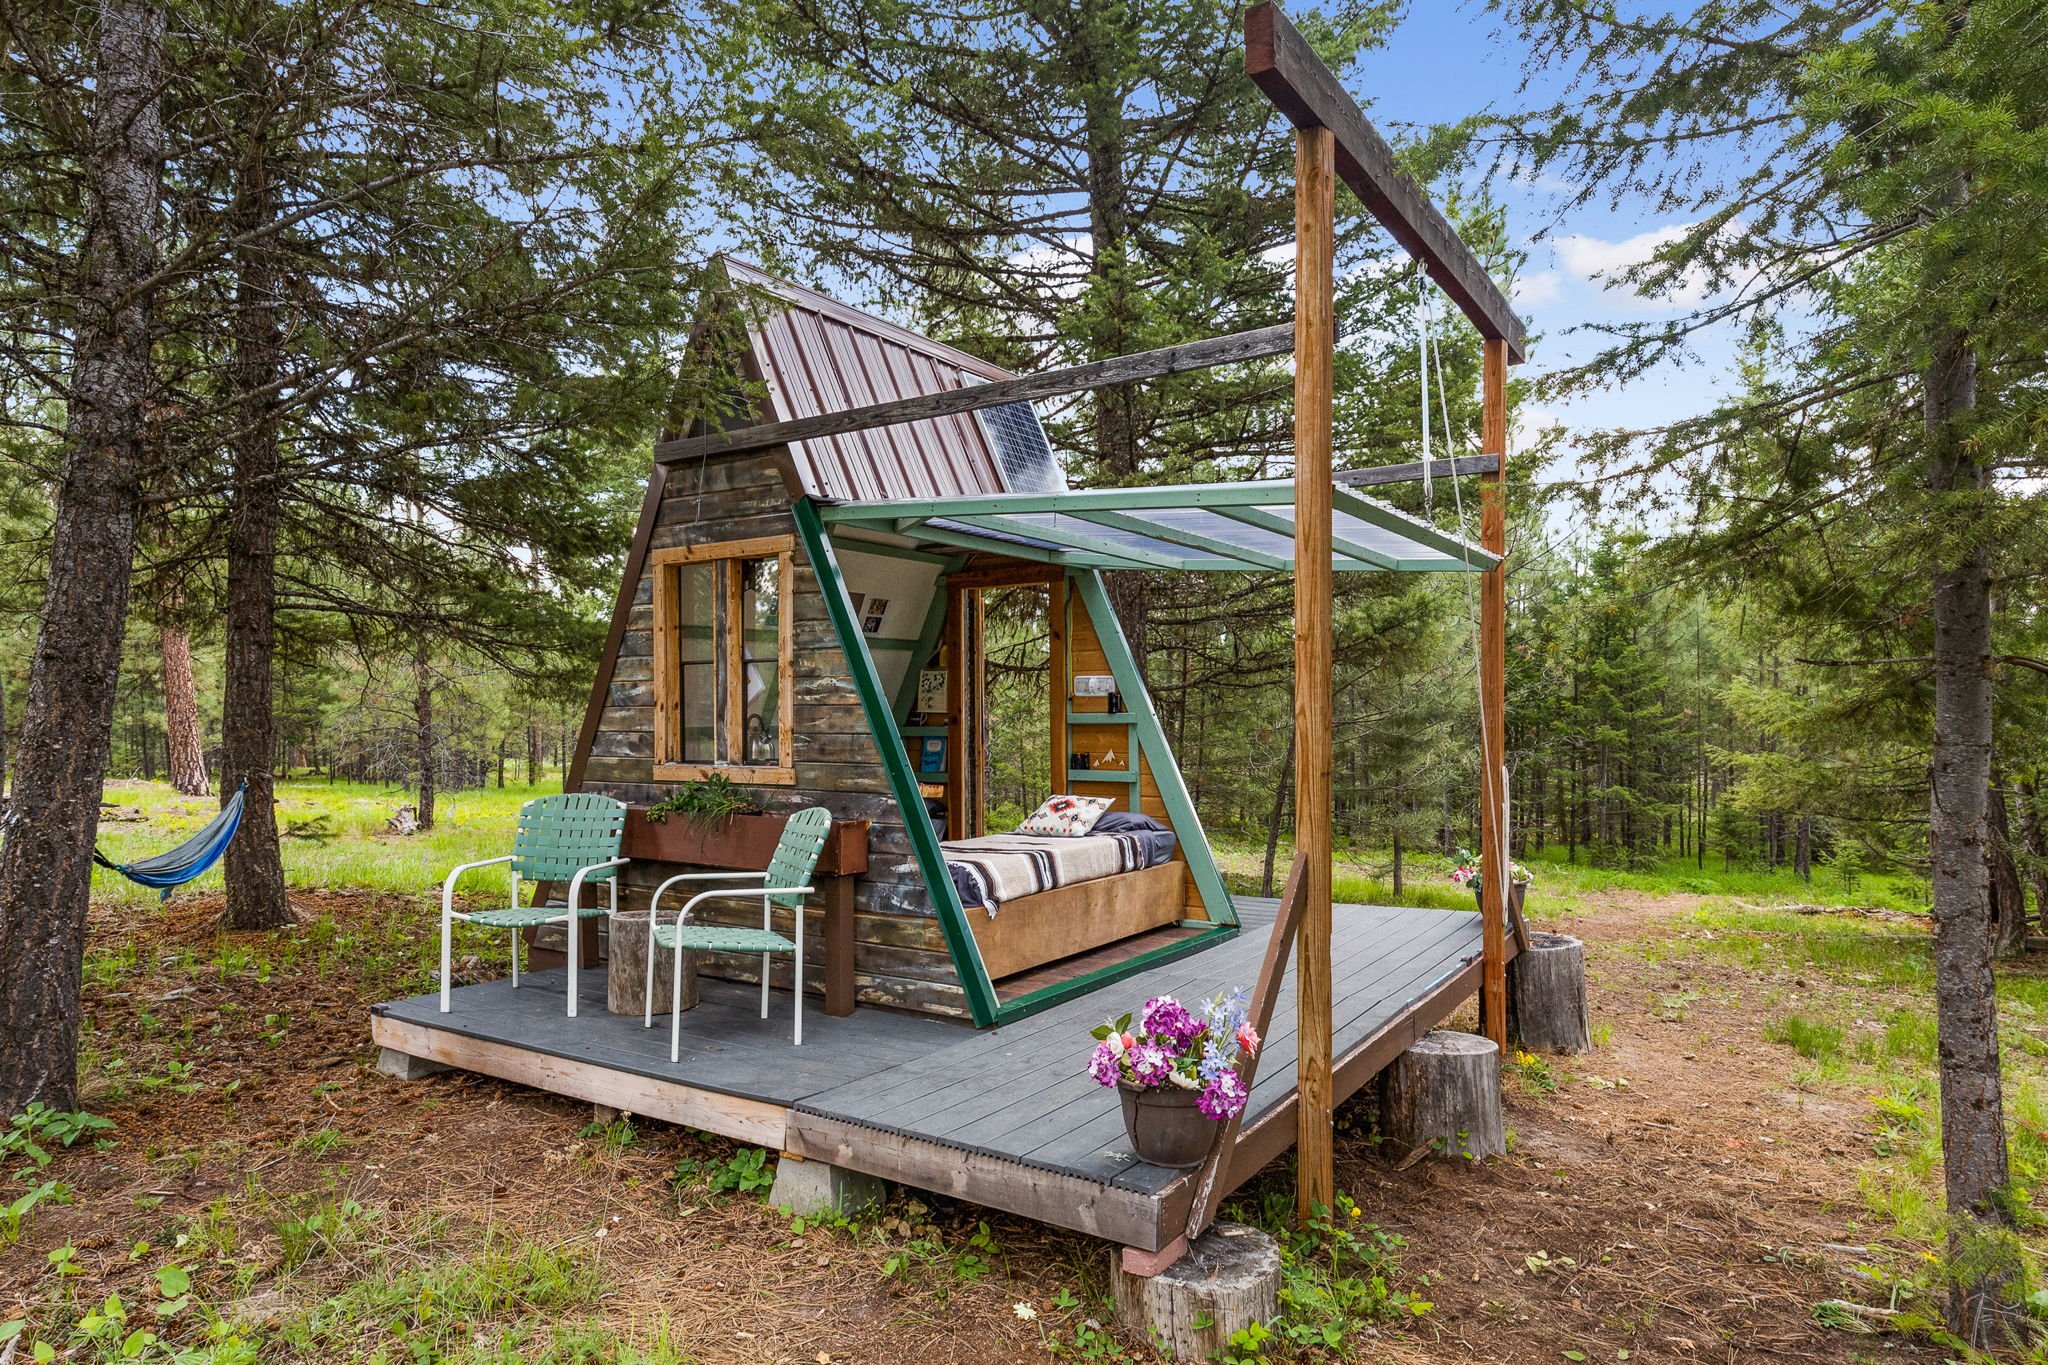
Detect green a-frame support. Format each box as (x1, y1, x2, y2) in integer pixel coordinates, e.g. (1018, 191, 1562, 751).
(793, 497, 1239, 1028)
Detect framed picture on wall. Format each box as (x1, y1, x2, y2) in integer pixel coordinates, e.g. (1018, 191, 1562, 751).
(862, 597, 891, 634)
(916, 669, 947, 715)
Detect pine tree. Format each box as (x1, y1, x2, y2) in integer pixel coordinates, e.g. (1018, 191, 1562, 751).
(1484, 0, 2048, 1335)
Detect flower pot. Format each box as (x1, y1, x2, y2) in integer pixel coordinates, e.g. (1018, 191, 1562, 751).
(1118, 1081, 1218, 1169)
(1470, 879, 1529, 920)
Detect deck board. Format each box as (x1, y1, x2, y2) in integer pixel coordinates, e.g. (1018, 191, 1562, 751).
(373, 972, 967, 1108)
(374, 897, 1487, 1250)
(788, 901, 1482, 1195)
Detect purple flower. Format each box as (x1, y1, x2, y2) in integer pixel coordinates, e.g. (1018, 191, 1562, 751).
(1126, 1043, 1174, 1086)
(1140, 996, 1205, 1050)
(1088, 1041, 1121, 1087)
(1198, 1069, 1249, 1121)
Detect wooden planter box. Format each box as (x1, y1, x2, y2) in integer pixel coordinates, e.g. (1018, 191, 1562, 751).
(622, 809, 870, 875)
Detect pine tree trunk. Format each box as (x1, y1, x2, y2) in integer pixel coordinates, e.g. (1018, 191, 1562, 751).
(218, 135, 292, 933)
(526, 717, 539, 786)
(1924, 320, 2017, 1344)
(2020, 779, 2048, 935)
(159, 619, 209, 796)
(1259, 728, 1293, 897)
(415, 650, 436, 831)
(0, 0, 165, 1114)
(1987, 780, 2025, 957)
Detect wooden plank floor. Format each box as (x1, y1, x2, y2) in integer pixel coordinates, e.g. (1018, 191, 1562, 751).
(373, 972, 968, 1109)
(375, 899, 1485, 1249)
(788, 900, 1480, 1197)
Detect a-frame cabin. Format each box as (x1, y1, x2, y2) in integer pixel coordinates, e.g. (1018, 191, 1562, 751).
(563, 257, 1248, 1028)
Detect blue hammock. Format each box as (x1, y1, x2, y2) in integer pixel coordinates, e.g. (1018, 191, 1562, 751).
(93, 783, 247, 899)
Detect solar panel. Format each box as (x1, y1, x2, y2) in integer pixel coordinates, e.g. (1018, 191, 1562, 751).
(974, 400, 1067, 494)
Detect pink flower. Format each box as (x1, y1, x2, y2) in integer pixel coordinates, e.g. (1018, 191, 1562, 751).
(1198, 1070, 1249, 1121)
(1126, 1044, 1174, 1086)
(1235, 1023, 1260, 1057)
(1088, 1041, 1121, 1087)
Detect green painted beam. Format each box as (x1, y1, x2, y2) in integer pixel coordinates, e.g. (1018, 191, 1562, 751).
(906, 522, 1163, 572)
(1064, 508, 1293, 571)
(1212, 504, 1401, 570)
(958, 512, 1193, 571)
(992, 923, 1239, 1024)
(820, 480, 1302, 522)
(792, 498, 1000, 1026)
(831, 536, 957, 567)
(1070, 570, 1238, 928)
(1331, 484, 1500, 569)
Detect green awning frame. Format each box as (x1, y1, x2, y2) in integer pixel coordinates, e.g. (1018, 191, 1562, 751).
(817, 479, 1498, 575)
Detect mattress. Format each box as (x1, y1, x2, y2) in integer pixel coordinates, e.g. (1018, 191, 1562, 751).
(943, 829, 1177, 917)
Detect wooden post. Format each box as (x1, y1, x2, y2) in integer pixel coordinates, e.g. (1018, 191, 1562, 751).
(1478, 338, 1510, 1049)
(1293, 122, 1336, 1226)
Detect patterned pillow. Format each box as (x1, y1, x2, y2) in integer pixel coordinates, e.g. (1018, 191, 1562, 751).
(1018, 794, 1114, 838)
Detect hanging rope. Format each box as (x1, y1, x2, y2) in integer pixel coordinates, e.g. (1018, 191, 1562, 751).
(1417, 290, 1513, 895)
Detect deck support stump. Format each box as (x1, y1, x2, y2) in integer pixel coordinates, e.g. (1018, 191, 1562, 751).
(1380, 1029, 1504, 1160)
(768, 1154, 887, 1218)
(1508, 931, 1590, 1053)
(1110, 1223, 1280, 1360)
(606, 909, 695, 1017)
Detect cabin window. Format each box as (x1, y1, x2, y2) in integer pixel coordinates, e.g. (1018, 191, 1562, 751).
(649, 536, 796, 785)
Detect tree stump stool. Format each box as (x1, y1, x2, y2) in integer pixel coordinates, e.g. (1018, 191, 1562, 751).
(606, 909, 697, 1017)
(1508, 931, 1591, 1053)
(1380, 1029, 1504, 1160)
(1109, 1223, 1280, 1360)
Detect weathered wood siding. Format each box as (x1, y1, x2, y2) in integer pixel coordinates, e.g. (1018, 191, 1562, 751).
(579, 450, 965, 1017)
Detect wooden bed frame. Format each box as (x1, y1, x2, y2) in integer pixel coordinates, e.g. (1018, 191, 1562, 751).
(964, 861, 1192, 981)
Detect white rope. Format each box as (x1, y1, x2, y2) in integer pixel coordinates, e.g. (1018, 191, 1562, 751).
(1424, 292, 1514, 908)
(1417, 276, 1433, 519)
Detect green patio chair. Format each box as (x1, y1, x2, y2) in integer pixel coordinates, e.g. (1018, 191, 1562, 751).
(644, 806, 831, 1053)
(440, 793, 628, 1018)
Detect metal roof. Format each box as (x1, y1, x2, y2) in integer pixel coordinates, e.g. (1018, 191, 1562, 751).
(821, 481, 1497, 574)
(721, 258, 1066, 502)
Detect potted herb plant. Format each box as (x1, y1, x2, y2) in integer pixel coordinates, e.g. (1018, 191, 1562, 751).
(1089, 991, 1259, 1168)
(625, 776, 777, 866)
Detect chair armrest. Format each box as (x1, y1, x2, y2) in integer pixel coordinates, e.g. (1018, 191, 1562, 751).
(649, 871, 769, 926)
(566, 857, 631, 912)
(443, 855, 517, 914)
(676, 885, 815, 922)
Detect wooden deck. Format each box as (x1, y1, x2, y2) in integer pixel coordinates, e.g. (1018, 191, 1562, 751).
(372, 898, 1485, 1251)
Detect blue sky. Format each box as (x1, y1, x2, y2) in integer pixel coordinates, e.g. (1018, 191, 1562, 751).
(1356, 4, 1742, 477)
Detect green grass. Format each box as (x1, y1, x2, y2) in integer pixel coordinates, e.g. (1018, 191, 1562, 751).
(1212, 834, 1930, 916)
(93, 776, 565, 910)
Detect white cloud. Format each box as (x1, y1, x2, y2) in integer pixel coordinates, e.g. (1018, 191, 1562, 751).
(1511, 270, 1562, 307)
(1553, 224, 1713, 310)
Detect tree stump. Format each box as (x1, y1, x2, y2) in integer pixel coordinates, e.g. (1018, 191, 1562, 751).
(606, 909, 697, 1017)
(1109, 1223, 1280, 1361)
(1508, 931, 1591, 1053)
(1379, 1029, 1504, 1160)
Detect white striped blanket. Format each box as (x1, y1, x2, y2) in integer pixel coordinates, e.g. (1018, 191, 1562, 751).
(943, 832, 1153, 918)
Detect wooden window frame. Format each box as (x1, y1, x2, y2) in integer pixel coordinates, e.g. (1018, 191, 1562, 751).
(649, 535, 797, 786)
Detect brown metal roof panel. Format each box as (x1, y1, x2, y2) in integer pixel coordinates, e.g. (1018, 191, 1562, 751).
(720, 257, 1018, 501)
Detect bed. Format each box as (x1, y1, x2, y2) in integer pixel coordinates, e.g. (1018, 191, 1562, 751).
(942, 815, 1192, 980)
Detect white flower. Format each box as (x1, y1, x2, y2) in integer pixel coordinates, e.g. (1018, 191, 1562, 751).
(1013, 1302, 1038, 1321)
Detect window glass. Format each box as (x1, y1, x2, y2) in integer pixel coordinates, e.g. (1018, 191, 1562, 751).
(739, 557, 781, 766)
(676, 561, 717, 764)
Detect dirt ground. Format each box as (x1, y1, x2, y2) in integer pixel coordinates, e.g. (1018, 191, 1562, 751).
(2, 888, 1952, 1363)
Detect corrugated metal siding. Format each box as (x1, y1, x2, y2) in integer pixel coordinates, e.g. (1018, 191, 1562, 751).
(722, 258, 1015, 501)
